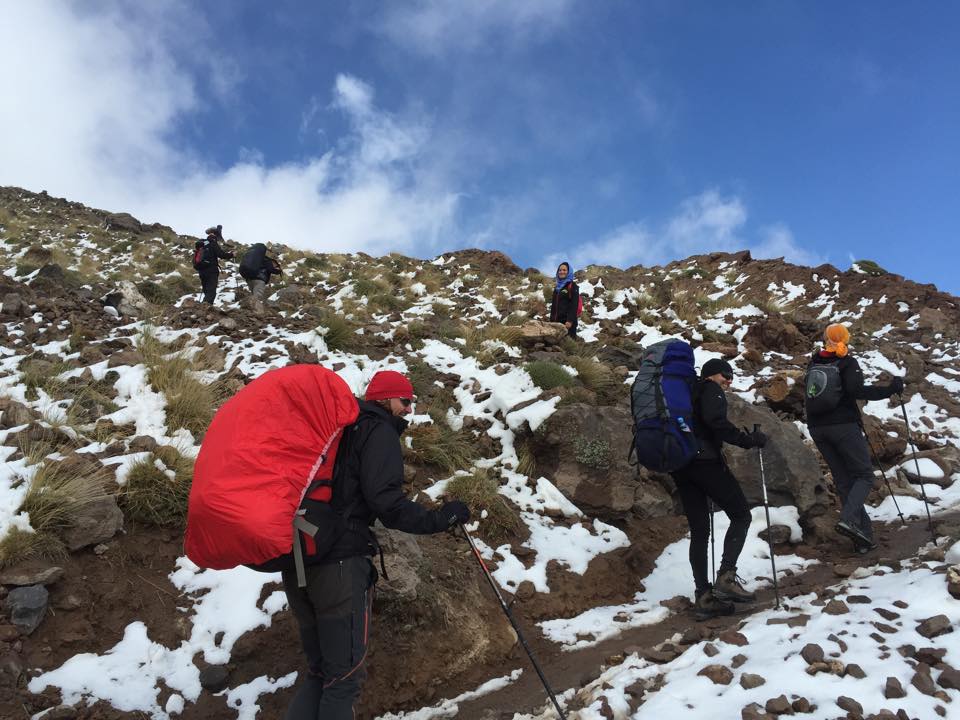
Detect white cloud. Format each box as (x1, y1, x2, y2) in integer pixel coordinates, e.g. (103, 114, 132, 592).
(0, 2, 457, 256)
(377, 0, 576, 55)
(539, 191, 820, 272)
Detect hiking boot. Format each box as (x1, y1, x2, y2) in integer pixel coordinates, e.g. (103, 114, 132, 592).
(694, 587, 735, 620)
(713, 569, 757, 603)
(855, 538, 878, 554)
(836, 519, 872, 547)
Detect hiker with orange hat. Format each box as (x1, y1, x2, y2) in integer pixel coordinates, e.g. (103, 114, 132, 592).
(804, 323, 904, 554)
(281, 369, 470, 720)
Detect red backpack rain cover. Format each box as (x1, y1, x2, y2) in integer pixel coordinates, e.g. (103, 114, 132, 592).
(184, 364, 359, 570)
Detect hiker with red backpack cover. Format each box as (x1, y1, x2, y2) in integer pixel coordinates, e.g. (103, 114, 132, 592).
(193, 224, 234, 305)
(804, 323, 903, 555)
(549, 261, 581, 338)
(186, 367, 469, 720)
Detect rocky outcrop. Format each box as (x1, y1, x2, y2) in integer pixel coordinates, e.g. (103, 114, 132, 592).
(519, 320, 569, 347)
(103, 281, 150, 317)
(724, 395, 828, 519)
(531, 404, 675, 520)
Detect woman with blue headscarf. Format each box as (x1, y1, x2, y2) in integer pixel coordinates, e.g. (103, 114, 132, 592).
(549, 261, 579, 338)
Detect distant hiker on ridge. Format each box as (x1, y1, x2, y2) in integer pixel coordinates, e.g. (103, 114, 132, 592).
(549, 261, 580, 338)
(804, 323, 904, 555)
(192, 224, 234, 305)
(281, 370, 471, 720)
(671, 358, 767, 620)
(238, 242, 282, 314)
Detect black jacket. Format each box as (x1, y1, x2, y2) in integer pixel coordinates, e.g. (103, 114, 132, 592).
(550, 281, 579, 326)
(691, 379, 753, 462)
(322, 400, 446, 562)
(198, 235, 234, 274)
(254, 256, 282, 283)
(805, 352, 896, 428)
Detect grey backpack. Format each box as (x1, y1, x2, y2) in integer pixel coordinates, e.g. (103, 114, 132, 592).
(804, 360, 843, 415)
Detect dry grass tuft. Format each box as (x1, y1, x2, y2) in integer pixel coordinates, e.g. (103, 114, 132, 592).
(119, 449, 192, 527)
(445, 468, 522, 545)
(403, 413, 477, 472)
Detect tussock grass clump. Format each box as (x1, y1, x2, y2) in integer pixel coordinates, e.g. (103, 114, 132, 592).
(0, 458, 107, 568)
(445, 469, 521, 545)
(516, 439, 537, 478)
(138, 328, 215, 436)
(318, 314, 356, 352)
(353, 276, 390, 297)
(560, 336, 593, 358)
(854, 259, 887, 276)
(120, 450, 192, 527)
(568, 357, 618, 395)
(20, 359, 68, 400)
(136, 280, 179, 305)
(404, 414, 477, 473)
(525, 361, 575, 391)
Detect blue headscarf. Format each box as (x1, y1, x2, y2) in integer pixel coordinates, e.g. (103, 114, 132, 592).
(555, 261, 573, 290)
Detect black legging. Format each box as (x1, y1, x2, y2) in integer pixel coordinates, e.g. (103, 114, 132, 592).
(198, 270, 219, 304)
(671, 460, 752, 595)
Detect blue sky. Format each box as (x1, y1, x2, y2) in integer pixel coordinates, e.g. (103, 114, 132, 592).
(2, 1, 958, 292)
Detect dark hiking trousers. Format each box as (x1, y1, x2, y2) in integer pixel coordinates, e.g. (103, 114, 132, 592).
(810, 422, 875, 541)
(199, 270, 219, 304)
(671, 460, 752, 596)
(281, 556, 376, 720)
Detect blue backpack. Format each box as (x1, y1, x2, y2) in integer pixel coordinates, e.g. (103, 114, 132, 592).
(629, 339, 698, 473)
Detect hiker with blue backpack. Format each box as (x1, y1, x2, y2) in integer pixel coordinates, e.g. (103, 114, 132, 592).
(631, 344, 766, 620)
(193, 225, 234, 305)
(549, 261, 580, 338)
(805, 323, 903, 555)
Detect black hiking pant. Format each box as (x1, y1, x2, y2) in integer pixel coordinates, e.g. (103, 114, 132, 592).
(198, 270, 219, 304)
(810, 422, 875, 541)
(281, 556, 376, 720)
(671, 460, 752, 596)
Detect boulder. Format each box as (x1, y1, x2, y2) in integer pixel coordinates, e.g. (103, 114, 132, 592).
(62, 496, 124, 551)
(4, 584, 48, 635)
(274, 285, 305, 308)
(103, 281, 150, 317)
(744, 316, 809, 354)
(760, 372, 805, 417)
(724, 394, 828, 519)
(0, 397, 33, 428)
(0, 564, 63, 587)
(862, 415, 907, 463)
(104, 212, 143, 234)
(1, 292, 27, 317)
(596, 341, 645, 370)
(899, 449, 956, 488)
(519, 320, 569, 347)
(375, 526, 424, 603)
(531, 404, 674, 520)
(31, 264, 73, 293)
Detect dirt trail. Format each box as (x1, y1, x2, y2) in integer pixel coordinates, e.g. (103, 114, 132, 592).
(442, 514, 954, 720)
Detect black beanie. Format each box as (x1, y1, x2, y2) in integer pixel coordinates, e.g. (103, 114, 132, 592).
(701, 358, 734, 379)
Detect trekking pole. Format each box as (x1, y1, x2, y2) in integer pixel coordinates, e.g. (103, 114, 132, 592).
(754, 424, 781, 610)
(859, 422, 906, 526)
(459, 523, 568, 720)
(898, 396, 936, 541)
(708, 499, 716, 584)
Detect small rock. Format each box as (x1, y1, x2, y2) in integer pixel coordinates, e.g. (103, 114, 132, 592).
(937, 667, 960, 690)
(218, 317, 238, 332)
(740, 673, 766, 690)
(947, 566, 960, 600)
(874, 607, 900, 621)
(824, 599, 850, 615)
(884, 676, 906, 699)
(740, 703, 774, 720)
(0, 624, 19, 641)
(847, 594, 871, 604)
(828, 633, 848, 652)
(732, 654, 748, 669)
(915, 647, 946, 665)
(791, 697, 812, 713)
(55, 593, 83, 611)
(515, 581, 536, 602)
(128, 435, 159, 453)
(912, 670, 937, 696)
(764, 694, 791, 714)
(199, 665, 230, 693)
(758, 525, 792, 545)
(893, 600, 909, 609)
(0, 565, 64, 587)
(698, 664, 734, 685)
(845, 663, 867, 679)
(93, 544, 110, 556)
(4, 584, 49, 635)
(703, 642, 719, 657)
(836, 696, 863, 715)
(801, 643, 825, 664)
(719, 630, 749, 646)
(916, 615, 953, 639)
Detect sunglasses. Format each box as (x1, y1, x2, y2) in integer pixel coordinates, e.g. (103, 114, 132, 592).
(721, 372, 734, 381)
(399, 398, 414, 407)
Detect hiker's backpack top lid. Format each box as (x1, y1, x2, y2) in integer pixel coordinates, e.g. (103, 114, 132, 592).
(184, 364, 359, 570)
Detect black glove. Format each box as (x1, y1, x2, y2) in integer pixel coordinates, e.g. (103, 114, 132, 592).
(435, 500, 470, 530)
(889, 377, 904, 395)
(746, 430, 768, 449)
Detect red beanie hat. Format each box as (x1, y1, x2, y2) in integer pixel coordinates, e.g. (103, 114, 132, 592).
(364, 370, 415, 401)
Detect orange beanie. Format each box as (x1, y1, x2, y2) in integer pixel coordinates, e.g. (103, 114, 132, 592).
(823, 324, 850, 357)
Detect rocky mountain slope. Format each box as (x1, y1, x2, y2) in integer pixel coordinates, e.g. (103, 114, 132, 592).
(0, 185, 958, 719)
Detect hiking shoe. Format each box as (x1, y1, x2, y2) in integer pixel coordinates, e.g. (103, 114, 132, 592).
(835, 520, 872, 547)
(713, 570, 757, 603)
(855, 538, 878, 554)
(694, 587, 735, 620)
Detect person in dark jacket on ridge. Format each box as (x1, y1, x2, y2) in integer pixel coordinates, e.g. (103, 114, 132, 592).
(240, 244, 282, 314)
(549, 261, 579, 338)
(805, 323, 903, 554)
(280, 370, 470, 720)
(196, 225, 234, 305)
(670, 358, 768, 620)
